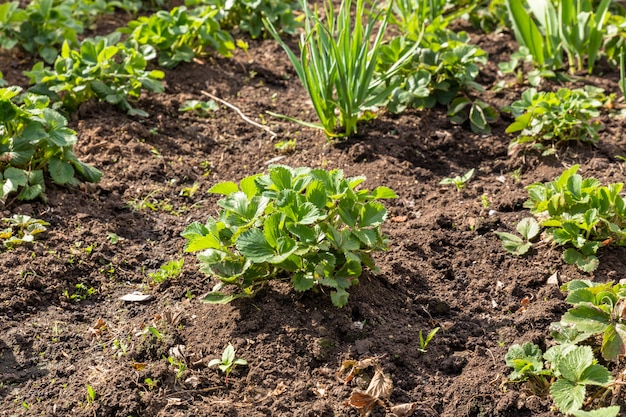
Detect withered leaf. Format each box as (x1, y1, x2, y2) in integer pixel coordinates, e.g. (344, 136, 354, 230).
(365, 365, 392, 400)
(345, 391, 384, 417)
(390, 402, 418, 417)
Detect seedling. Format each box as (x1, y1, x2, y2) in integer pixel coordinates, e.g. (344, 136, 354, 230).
(148, 259, 184, 284)
(439, 169, 474, 191)
(208, 343, 247, 382)
(418, 327, 439, 353)
(1, 215, 49, 249)
(182, 165, 396, 307)
(63, 283, 96, 302)
(179, 99, 219, 116)
(85, 385, 96, 405)
(505, 87, 605, 156)
(496, 217, 540, 256)
(167, 356, 187, 381)
(274, 139, 297, 154)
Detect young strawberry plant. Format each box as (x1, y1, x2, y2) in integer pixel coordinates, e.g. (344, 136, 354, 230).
(26, 37, 165, 116)
(182, 165, 396, 307)
(498, 165, 626, 272)
(0, 87, 102, 202)
(0, 0, 84, 63)
(118, 6, 234, 68)
(505, 87, 605, 156)
(188, 0, 301, 39)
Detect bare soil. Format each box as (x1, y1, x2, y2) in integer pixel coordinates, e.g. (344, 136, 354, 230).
(2, 12, 626, 417)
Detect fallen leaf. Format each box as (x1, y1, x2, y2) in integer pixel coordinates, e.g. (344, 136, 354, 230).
(345, 391, 384, 417)
(365, 365, 392, 400)
(119, 292, 154, 302)
(547, 272, 558, 285)
(131, 362, 146, 371)
(390, 402, 418, 417)
(338, 357, 377, 383)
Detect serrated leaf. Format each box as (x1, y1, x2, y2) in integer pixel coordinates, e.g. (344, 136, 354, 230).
(562, 304, 610, 333)
(72, 160, 103, 183)
(292, 272, 316, 291)
(571, 406, 621, 417)
(579, 364, 612, 387)
(371, 186, 397, 199)
(359, 202, 386, 227)
(269, 165, 293, 190)
(236, 229, 275, 263)
(495, 231, 530, 255)
(330, 288, 349, 307)
(558, 346, 594, 382)
(516, 217, 540, 240)
(209, 181, 238, 195)
(550, 378, 585, 415)
(563, 249, 599, 272)
(48, 158, 74, 185)
(601, 323, 626, 361)
(240, 175, 259, 198)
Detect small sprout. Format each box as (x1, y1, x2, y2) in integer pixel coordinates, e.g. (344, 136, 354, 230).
(495, 217, 540, 256)
(179, 182, 200, 198)
(179, 99, 219, 116)
(418, 327, 440, 353)
(148, 259, 184, 284)
(274, 139, 297, 154)
(85, 385, 96, 404)
(208, 343, 247, 382)
(107, 233, 120, 244)
(439, 169, 475, 191)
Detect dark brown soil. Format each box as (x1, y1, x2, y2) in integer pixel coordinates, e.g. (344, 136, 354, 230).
(2, 11, 626, 417)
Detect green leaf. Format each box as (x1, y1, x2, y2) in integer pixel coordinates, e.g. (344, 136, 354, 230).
(371, 186, 397, 199)
(72, 161, 102, 183)
(601, 323, 626, 361)
(203, 292, 250, 304)
(563, 249, 599, 272)
(571, 406, 621, 417)
(579, 364, 612, 387)
(558, 345, 594, 382)
(505, 343, 544, 380)
(359, 202, 386, 227)
(495, 231, 531, 255)
(236, 229, 275, 263)
(516, 217, 540, 240)
(550, 378, 585, 415)
(209, 181, 239, 195)
(330, 287, 349, 307)
(562, 304, 610, 333)
(292, 272, 316, 291)
(48, 158, 74, 185)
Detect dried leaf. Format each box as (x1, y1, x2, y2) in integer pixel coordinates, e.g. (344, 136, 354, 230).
(119, 292, 154, 302)
(338, 357, 377, 383)
(365, 365, 392, 400)
(345, 391, 384, 417)
(131, 362, 146, 371)
(390, 402, 418, 417)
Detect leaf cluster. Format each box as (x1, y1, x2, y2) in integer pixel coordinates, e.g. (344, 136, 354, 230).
(265, 0, 418, 138)
(1, 214, 49, 249)
(499, 165, 626, 271)
(148, 259, 184, 284)
(26, 36, 165, 116)
(439, 168, 475, 192)
(378, 28, 497, 134)
(505, 87, 605, 156)
(187, 0, 302, 39)
(506, 342, 616, 416)
(208, 343, 247, 380)
(0, 87, 102, 202)
(118, 5, 235, 68)
(182, 165, 396, 308)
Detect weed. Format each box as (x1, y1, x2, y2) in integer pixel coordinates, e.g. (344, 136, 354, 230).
(148, 259, 184, 284)
(418, 327, 440, 353)
(208, 343, 247, 382)
(439, 169, 474, 192)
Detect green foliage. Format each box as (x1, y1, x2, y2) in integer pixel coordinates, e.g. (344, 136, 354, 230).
(505, 87, 605, 156)
(0, 0, 83, 63)
(208, 343, 247, 380)
(467, 0, 509, 34)
(1, 214, 49, 249)
(496, 217, 540, 256)
(505, 0, 611, 73)
(148, 259, 184, 284)
(506, 342, 615, 415)
(439, 168, 474, 191)
(182, 166, 396, 308)
(179, 99, 219, 116)
(265, 0, 417, 137)
(379, 28, 496, 133)
(514, 165, 626, 272)
(26, 37, 165, 116)
(0, 87, 102, 202)
(187, 0, 302, 39)
(418, 326, 439, 353)
(119, 6, 235, 68)
(560, 280, 626, 361)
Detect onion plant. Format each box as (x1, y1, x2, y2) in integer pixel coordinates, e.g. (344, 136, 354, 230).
(265, 0, 418, 138)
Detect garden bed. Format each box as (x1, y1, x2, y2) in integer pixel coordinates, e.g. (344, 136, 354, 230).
(1, 4, 626, 417)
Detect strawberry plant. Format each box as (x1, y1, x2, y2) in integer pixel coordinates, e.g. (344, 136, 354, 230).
(1, 214, 49, 249)
(188, 0, 301, 39)
(498, 165, 626, 272)
(0, 87, 102, 202)
(505, 87, 605, 156)
(118, 6, 235, 68)
(182, 165, 396, 307)
(26, 37, 165, 116)
(506, 343, 616, 416)
(379, 28, 497, 134)
(0, 0, 84, 63)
